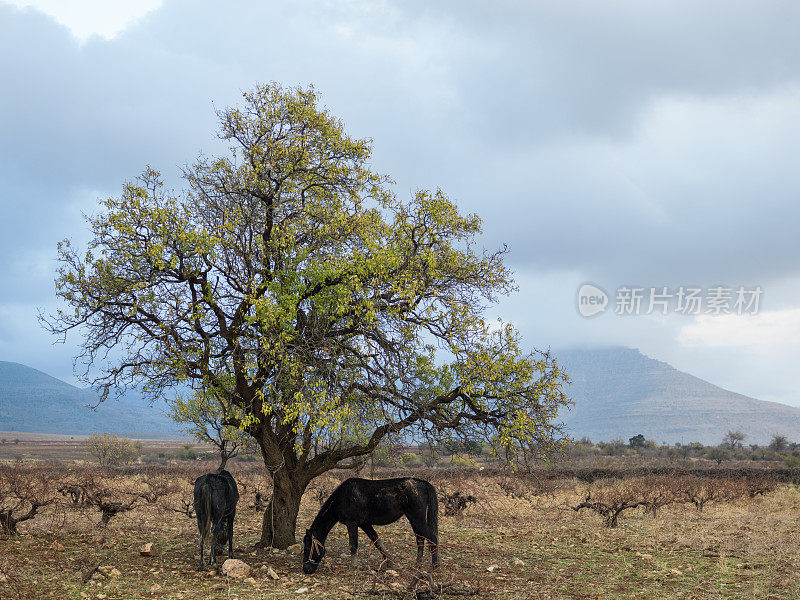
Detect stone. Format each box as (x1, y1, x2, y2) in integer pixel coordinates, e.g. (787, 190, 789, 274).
(96, 566, 121, 578)
(287, 543, 303, 555)
(139, 543, 158, 557)
(296, 588, 309, 594)
(486, 564, 499, 572)
(511, 558, 525, 567)
(149, 584, 161, 592)
(50, 541, 65, 552)
(221, 558, 251, 579)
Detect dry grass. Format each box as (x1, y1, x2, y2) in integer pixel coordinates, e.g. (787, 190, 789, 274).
(1, 466, 799, 599)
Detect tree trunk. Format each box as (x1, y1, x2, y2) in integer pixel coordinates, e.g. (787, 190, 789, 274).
(259, 467, 308, 548)
(0, 510, 17, 534)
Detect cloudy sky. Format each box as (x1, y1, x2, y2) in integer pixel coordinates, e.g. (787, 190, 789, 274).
(2, 0, 800, 406)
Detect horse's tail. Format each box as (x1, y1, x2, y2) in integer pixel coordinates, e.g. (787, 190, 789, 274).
(194, 476, 213, 537)
(426, 481, 439, 537)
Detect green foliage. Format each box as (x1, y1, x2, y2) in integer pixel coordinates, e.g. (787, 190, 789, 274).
(769, 434, 790, 453)
(721, 430, 746, 449)
(451, 453, 479, 468)
(628, 434, 646, 449)
(439, 439, 484, 456)
(84, 433, 140, 466)
(168, 379, 252, 467)
(177, 445, 199, 461)
(400, 452, 423, 467)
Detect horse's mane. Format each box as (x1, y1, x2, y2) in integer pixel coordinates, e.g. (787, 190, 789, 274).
(310, 484, 340, 537)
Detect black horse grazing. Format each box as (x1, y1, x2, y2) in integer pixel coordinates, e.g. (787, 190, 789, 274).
(194, 469, 239, 570)
(302, 477, 439, 574)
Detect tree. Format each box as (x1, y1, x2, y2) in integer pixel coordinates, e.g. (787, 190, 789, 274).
(628, 434, 646, 449)
(769, 434, 789, 453)
(42, 82, 571, 548)
(84, 433, 140, 466)
(721, 430, 745, 449)
(706, 446, 731, 465)
(168, 381, 253, 470)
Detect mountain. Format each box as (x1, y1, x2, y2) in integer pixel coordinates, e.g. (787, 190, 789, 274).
(556, 347, 800, 446)
(0, 361, 181, 436)
(4, 351, 800, 444)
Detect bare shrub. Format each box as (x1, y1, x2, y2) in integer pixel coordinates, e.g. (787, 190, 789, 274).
(75, 471, 141, 526)
(58, 482, 87, 506)
(0, 463, 59, 535)
(677, 476, 734, 512)
(442, 491, 477, 516)
(138, 467, 181, 504)
(744, 473, 778, 498)
(640, 474, 684, 517)
(570, 479, 646, 527)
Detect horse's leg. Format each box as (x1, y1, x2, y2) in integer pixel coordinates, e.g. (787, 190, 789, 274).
(197, 511, 208, 570)
(209, 533, 217, 570)
(198, 527, 206, 570)
(408, 520, 428, 565)
(347, 523, 359, 557)
(415, 530, 425, 564)
(409, 514, 438, 568)
(360, 524, 391, 564)
(429, 526, 439, 567)
(210, 520, 221, 570)
(227, 510, 235, 558)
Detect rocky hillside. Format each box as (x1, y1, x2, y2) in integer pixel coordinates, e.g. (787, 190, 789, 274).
(0, 361, 180, 436)
(556, 347, 800, 446)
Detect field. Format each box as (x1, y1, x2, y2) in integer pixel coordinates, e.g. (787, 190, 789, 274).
(1, 453, 799, 600)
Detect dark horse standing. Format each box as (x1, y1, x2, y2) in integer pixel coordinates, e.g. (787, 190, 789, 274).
(302, 477, 439, 574)
(194, 469, 239, 570)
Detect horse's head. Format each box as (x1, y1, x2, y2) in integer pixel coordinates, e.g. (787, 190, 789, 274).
(214, 521, 228, 544)
(302, 528, 325, 574)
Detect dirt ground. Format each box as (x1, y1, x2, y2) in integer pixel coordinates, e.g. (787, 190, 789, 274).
(1, 465, 799, 600)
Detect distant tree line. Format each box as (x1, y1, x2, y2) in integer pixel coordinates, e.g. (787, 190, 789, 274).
(569, 431, 800, 467)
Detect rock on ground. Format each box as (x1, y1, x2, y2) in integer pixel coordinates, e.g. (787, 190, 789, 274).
(139, 543, 158, 556)
(287, 543, 303, 555)
(221, 558, 252, 578)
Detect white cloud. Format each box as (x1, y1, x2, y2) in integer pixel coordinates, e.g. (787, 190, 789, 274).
(678, 309, 800, 349)
(2, 0, 800, 409)
(2, 0, 162, 41)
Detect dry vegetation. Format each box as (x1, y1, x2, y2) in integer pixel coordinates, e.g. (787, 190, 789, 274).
(1, 460, 799, 600)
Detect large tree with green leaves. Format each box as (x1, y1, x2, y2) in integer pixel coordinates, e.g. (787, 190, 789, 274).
(43, 83, 571, 548)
